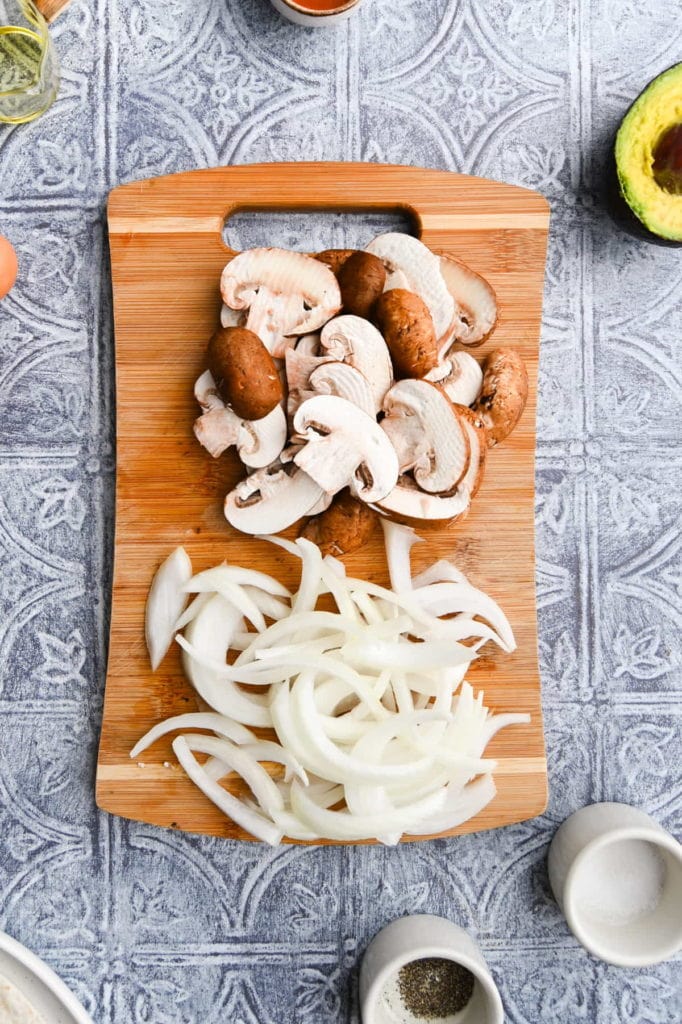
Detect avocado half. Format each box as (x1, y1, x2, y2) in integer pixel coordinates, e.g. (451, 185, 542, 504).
(614, 63, 682, 244)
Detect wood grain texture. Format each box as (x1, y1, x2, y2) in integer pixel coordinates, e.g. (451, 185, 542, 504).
(98, 162, 550, 843)
(34, 0, 71, 23)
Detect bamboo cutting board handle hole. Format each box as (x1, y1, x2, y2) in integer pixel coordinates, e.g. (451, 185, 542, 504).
(222, 206, 418, 251)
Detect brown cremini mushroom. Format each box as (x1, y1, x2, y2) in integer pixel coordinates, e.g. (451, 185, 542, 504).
(472, 348, 528, 446)
(337, 251, 387, 318)
(300, 488, 378, 556)
(372, 289, 439, 378)
(315, 249, 356, 276)
(207, 326, 283, 421)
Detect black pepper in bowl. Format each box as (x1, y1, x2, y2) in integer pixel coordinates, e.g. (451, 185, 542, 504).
(398, 957, 475, 1018)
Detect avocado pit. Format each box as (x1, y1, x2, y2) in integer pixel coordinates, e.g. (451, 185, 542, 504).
(653, 123, 682, 195)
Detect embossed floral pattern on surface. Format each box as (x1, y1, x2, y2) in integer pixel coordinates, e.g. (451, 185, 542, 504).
(0, 2, 680, 1023)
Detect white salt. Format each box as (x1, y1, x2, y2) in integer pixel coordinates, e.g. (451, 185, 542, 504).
(576, 838, 666, 926)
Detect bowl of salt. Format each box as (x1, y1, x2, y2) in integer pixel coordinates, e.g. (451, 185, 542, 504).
(548, 802, 682, 966)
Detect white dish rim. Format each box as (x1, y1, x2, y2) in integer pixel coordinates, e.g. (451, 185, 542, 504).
(0, 930, 93, 1024)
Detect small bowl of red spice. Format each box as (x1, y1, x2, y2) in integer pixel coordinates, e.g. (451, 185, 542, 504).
(360, 915, 503, 1024)
(269, 0, 362, 27)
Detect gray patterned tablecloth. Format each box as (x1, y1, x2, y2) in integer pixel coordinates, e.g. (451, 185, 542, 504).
(0, 2, 680, 1021)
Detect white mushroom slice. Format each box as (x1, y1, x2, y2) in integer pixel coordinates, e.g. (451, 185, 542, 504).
(284, 345, 333, 393)
(426, 351, 483, 406)
(307, 491, 334, 516)
(220, 304, 245, 330)
(194, 370, 224, 413)
(193, 377, 286, 468)
(225, 462, 324, 535)
(439, 255, 498, 351)
(221, 248, 341, 360)
(293, 395, 399, 504)
(237, 404, 287, 469)
(365, 233, 455, 342)
(319, 315, 393, 414)
(194, 406, 242, 459)
(381, 379, 470, 494)
(308, 362, 376, 418)
(296, 333, 321, 357)
(376, 410, 485, 522)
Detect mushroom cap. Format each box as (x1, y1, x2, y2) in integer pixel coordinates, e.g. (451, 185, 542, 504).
(193, 372, 286, 467)
(292, 394, 399, 504)
(337, 250, 387, 319)
(207, 325, 283, 421)
(365, 232, 455, 342)
(473, 347, 528, 446)
(426, 350, 483, 407)
(300, 488, 377, 556)
(319, 315, 393, 414)
(315, 249, 356, 276)
(225, 461, 324, 535)
(372, 289, 439, 379)
(439, 255, 498, 351)
(381, 379, 470, 494)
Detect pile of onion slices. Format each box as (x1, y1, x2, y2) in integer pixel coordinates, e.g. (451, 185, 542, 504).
(138, 522, 529, 845)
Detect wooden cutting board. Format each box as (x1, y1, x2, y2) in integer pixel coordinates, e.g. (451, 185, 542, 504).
(97, 162, 550, 843)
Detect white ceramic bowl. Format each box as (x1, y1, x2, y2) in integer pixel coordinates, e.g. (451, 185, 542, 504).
(269, 0, 362, 28)
(360, 914, 503, 1024)
(0, 930, 93, 1023)
(548, 802, 682, 967)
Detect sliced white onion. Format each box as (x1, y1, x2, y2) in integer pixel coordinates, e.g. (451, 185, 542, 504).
(130, 712, 255, 760)
(381, 520, 422, 593)
(172, 736, 282, 846)
(139, 526, 528, 844)
(145, 546, 192, 670)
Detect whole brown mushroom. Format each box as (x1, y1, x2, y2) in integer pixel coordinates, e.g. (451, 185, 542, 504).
(472, 348, 528, 446)
(207, 325, 283, 421)
(372, 289, 439, 379)
(315, 249, 356, 276)
(300, 488, 378, 556)
(337, 251, 387, 318)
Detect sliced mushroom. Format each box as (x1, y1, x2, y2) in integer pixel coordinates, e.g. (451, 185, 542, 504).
(372, 289, 439, 379)
(293, 395, 399, 504)
(381, 379, 470, 494)
(221, 248, 341, 359)
(439, 255, 498, 351)
(284, 345, 333, 394)
(225, 461, 325, 535)
(337, 251, 386, 318)
(319, 315, 393, 414)
(220, 304, 245, 330)
(308, 362, 376, 418)
(207, 326, 283, 421)
(472, 348, 528, 446)
(193, 372, 287, 468)
(426, 351, 483, 406)
(300, 488, 378, 556)
(365, 233, 455, 343)
(237, 405, 288, 469)
(295, 333, 322, 357)
(376, 405, 486, 522)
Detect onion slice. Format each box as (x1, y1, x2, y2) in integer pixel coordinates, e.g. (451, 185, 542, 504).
(145, 546, 192, 671)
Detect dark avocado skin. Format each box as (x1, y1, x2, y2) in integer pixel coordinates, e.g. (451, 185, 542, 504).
(604, 63, 682, 248)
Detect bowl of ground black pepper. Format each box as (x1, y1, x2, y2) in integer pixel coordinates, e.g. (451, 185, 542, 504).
(360, 915, 503, 1024)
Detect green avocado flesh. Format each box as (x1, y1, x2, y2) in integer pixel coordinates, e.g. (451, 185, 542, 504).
(616, 63, 682, 241)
